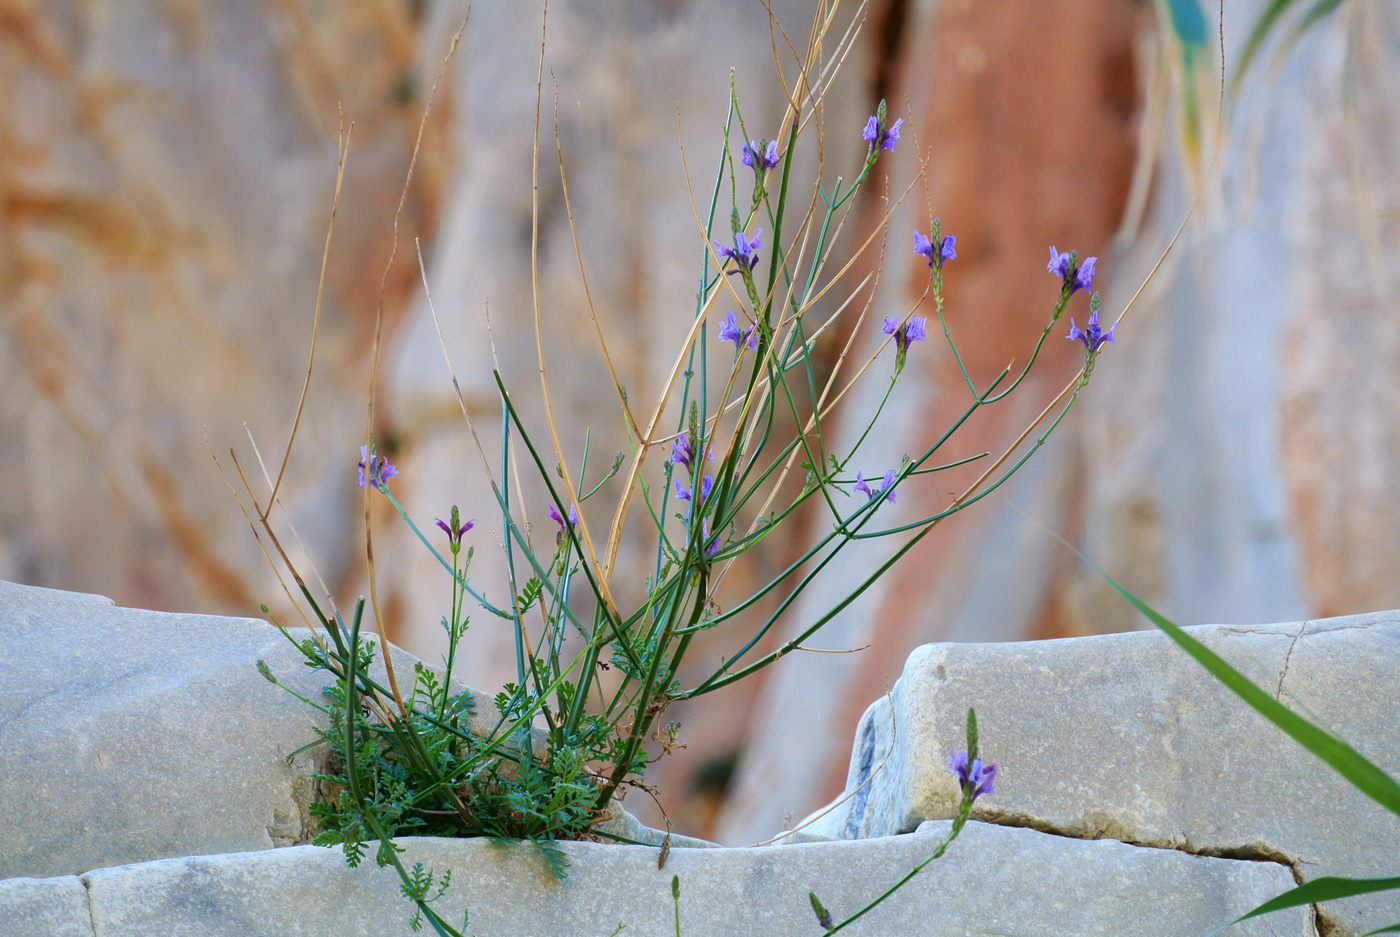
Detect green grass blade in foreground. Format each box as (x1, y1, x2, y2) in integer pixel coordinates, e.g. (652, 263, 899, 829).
(1090, 563, 1400, 821)
(1360, 924, 1400, 936)
(1219, 877, 1400, 929)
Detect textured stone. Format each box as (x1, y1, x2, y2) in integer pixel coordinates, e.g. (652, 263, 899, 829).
(802, 613, 1400, 935)
(71, 821, 1306, 937)
(0, 580, 503, 879)
(0, 876, 93, 937)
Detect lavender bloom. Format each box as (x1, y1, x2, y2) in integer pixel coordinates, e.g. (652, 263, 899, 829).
(434, 507, 474, 550)
(949, 750, 996, 800)
(670, 432, 714, 471)
(701, 517, 720, 557)
(671, 433, 694, 470)
(1047, 246, 1097, 295)
(713, 229, 762, 273)
(853, 469, 896, 504)
(863, 115, 903, 153)
(548, 502, 578, 532)
(718, 310, 758, 351)
(741, 138, 780, 171)
(915, 228, 958, 269)
(881, 314, 927, 374)
(1067, 309, 1116, 354)
(674, 474, 714, 504)
(1074, 256, 1096, 293)
(357, 445, 399, 489)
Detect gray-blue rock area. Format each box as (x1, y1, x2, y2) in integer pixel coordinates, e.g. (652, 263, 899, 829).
(0, 580, 1390, 934)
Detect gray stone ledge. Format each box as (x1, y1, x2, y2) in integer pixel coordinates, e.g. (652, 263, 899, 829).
(60, 822, 1310, 936)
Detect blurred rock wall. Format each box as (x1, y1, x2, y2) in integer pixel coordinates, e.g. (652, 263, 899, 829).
(5, 0, 1399, 846)
(0, 0, 448, 613)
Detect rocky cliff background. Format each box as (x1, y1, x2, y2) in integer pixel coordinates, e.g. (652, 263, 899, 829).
(3, 0, 1396, 844)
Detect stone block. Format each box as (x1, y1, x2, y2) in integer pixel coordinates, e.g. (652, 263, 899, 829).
(76, 822, 1307, 936)
(0, 580, 502, 878)
(0, 875, 93, 937)
(802, 612, 1400, 935)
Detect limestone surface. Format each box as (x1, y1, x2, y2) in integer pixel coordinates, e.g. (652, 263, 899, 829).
(801, 612, 1400, 935)
(58, 822, 1307, 937)
(0, 580, 503, 879)
(0, 876, 93, 937)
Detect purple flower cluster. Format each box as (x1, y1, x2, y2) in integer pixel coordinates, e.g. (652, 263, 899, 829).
(949, 750, 996, 801)
(741, 138, 780, 171)
(674, 473, 713, 505)
(718, 310, 758, 352)
(713, 229, 762, 273)
(913, 228, 956, 270)
(862, 114, 903, 154)
(1047, 246, 1096, 295)
(669, 432, 713, 472)
(357, 445, 398, 490)
(435, 507, 474, 551)
(882, 314, 927, 375)
(1067, 308, 1116, 354)
(854, 469, 897, 505)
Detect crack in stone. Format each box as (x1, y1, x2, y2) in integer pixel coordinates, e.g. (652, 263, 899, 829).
(79, 873, 97, 937)
(1275, 619, 1311, 701)
(967, 807, 1324, 936)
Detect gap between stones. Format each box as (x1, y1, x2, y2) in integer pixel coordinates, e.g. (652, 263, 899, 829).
(967, 806, 1333, 936)
(79, 873, 96, 937)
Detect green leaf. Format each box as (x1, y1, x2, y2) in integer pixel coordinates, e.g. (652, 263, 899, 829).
(1232, 876, 1400, 924)
(1090, 563, 1400, 821)
(1360, 924, 1400, 936)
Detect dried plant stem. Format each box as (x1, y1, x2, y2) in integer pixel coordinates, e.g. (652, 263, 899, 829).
(362, 14, 469, 720)
(527, 1, 620, 621)
(266, 116, 350, 512)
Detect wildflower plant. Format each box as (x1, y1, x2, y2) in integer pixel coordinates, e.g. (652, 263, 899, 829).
(219, 5, 1119, 934)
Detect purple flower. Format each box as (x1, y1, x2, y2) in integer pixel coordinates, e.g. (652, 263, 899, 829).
(853, 469, 896, 504)
(1047, 246, 1097, 295)
(701, 517, 720, 557)
(434, 507, 475, 550)
(914, 228, 957, 269)
(674, 474, 713, 505)
(718, 310, 758, 352)
(713, 229, 762, 273)
(669, 432, 714, 471)
(741, 138, 780, 171)
(357, 445, 399, 490)
(1067, 308, 1116, 354)
(881, 314, 927, 374)
(949, 750, 996, 800)
(548, 502, 578, 532)
(671, 434, 693, 470)
(863, 115, 903, 153)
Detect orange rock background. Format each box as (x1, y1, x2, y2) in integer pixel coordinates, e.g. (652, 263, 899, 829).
(4, 0, 1397, 844)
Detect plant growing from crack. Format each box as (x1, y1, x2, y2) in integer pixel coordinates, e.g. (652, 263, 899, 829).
(223, 4, 1115, 933)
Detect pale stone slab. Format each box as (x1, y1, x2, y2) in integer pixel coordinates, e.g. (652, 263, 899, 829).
(77, 822, 1307, 937)
(0, 875, 93, 937)
(0, 580, 502, 878)
(802, 612, 1400, 935)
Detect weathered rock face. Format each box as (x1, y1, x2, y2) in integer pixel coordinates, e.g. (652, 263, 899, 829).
(0, 579, 502, 879)
(801, 614, 1400, 936)
(0, 1, 446, 617)
(0, 823, 1308, 937)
